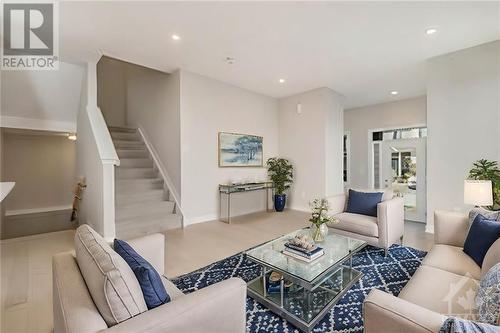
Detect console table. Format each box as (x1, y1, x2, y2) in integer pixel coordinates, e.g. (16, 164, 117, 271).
(219, 182, 274, 223)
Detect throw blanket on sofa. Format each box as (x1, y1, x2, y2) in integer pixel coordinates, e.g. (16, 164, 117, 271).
(439, 317, 500, 333)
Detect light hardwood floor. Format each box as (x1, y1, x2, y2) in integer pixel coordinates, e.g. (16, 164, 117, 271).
(0, 210, 433, 333)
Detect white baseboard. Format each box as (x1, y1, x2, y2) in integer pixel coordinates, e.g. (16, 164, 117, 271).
(185, 214, 218, 226)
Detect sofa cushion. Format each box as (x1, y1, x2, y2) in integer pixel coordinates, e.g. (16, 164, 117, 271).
(482, 238, 500, 279)
(114, 239, 171, 310)
(74, 225, 147, 326)
(422, 244, 481, 280)
(346, 189, 383, 217)
(476, 263, 500, 325)
(399, 265, 479, 317)
(330, 212, 378, 237)
(463, 214, 500, 267)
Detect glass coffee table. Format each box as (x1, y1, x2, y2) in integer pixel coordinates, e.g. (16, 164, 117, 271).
(246, 229, 366, 332)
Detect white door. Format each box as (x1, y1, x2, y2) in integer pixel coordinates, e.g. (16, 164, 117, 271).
(381, 138, 426, 222)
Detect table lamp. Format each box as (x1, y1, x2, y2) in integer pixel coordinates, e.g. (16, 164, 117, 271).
(464, 180, 493, 207)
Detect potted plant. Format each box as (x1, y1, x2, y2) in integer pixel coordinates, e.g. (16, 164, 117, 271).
(468, 159, 500, 210)
(266, 157, 293, 212)
(309, 198, 339, 242)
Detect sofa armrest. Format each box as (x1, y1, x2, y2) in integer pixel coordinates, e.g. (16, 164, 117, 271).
(364, 289, 445, 333)
(103, 277, 247, 333)
(53, 252, 108, 333)
(127, 233, 165, 275)
(326, 194, 347, 215)
(377, 197, 404, 249)
(434, 210, 469, 247)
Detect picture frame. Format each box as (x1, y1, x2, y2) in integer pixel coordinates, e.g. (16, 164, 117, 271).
(218, 132, 264, 167)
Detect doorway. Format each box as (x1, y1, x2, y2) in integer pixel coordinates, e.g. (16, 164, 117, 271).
(380, 138, 426, 222)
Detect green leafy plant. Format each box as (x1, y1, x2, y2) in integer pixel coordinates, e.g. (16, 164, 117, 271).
(468, 159, 500, 210)
(266, 157, 293, 195)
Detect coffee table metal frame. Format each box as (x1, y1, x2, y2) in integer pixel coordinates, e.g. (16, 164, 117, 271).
(246, 233, 366, 333)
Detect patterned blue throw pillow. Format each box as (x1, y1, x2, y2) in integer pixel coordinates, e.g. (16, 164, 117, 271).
(114, 239, 171, 309)
(476, 262, 500, 325)
(345, 189, 383, 217)
(463, 214, 500, 267)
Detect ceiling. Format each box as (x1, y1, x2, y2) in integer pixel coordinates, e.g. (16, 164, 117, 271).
(60, 1, 500, 108)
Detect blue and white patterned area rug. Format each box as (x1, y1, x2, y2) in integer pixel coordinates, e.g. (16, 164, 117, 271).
(171, 244, 426, 333)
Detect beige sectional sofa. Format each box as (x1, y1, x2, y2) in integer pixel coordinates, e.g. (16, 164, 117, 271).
(364, 210, 500, 333)
(326, 189, 405, 255)
(52, 227, 247, 333)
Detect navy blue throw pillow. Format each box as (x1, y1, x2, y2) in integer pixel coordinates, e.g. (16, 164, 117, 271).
(114, 239, 170, 309)
(345, 189, 383, 217)
(463, 214, 500, 267)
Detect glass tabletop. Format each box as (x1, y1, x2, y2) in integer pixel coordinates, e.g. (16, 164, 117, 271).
(246, 229, 366, 284)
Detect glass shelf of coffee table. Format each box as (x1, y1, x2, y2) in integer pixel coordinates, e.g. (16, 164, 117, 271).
(245, 229, 366, 332)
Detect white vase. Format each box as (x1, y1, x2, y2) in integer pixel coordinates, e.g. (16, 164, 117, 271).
(310, 223, 328, 242)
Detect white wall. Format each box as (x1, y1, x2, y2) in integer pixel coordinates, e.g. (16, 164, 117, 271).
(97, 57, 182, 197)
(180, 70, 279, 224)
(76, 63, 118, 240)
(97, 57, 127, 127)
(1, 131, 76, 212)
(279, 87, 344, 211)
(344, 96, 427, 189)
(1, 62, 84, 132)
(427, 40, 500, 229)
(126, 68, 181, 196)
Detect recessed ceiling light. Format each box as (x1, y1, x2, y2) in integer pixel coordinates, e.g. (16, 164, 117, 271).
(279, 78, 285, 84)
(425, 28, 437, 35)
(390, 90, 399, 95)
(171, 34, 181, 41)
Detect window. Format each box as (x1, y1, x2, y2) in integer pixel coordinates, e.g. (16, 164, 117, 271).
(373, 127, 427, 142)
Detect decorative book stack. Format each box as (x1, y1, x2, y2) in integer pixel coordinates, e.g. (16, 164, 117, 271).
(282, 235, 324, 263)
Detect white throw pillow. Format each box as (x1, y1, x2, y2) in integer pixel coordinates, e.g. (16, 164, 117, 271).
(74, 224, 147, 326)
(476, 262, 500, 325)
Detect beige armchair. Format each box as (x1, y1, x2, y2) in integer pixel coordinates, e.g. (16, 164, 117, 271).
(52, 230, 247, 333)
(363, 210, 500, 333)
(326, 189, 405, 254)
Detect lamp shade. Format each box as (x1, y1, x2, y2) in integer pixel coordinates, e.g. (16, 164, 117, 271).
(464, 180, 493, 206)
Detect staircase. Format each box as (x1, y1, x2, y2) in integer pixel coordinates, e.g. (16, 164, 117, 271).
(109, 126, 182, 239)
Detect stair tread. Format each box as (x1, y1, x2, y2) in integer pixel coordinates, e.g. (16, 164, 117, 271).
(108, 126, 137, 133)
(116, 188, 164, 198)
(116, 202, 175, 220)
(116, 220, 182, 240)
(116, 177, 163, 183)
(116, 212, 181, 226)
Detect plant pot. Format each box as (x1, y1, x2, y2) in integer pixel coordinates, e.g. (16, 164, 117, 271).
(310, 223, 328, 242)
(274, 194, 287, 212)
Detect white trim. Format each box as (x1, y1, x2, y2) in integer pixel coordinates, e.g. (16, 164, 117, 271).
(101, 164, 116, 241)
(186, 214, 218, 226)
(5, 205, 72, 216)
(86, 105, 120, 166)
(137, 126, 184, 226)
(0, 115, 76, 132)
